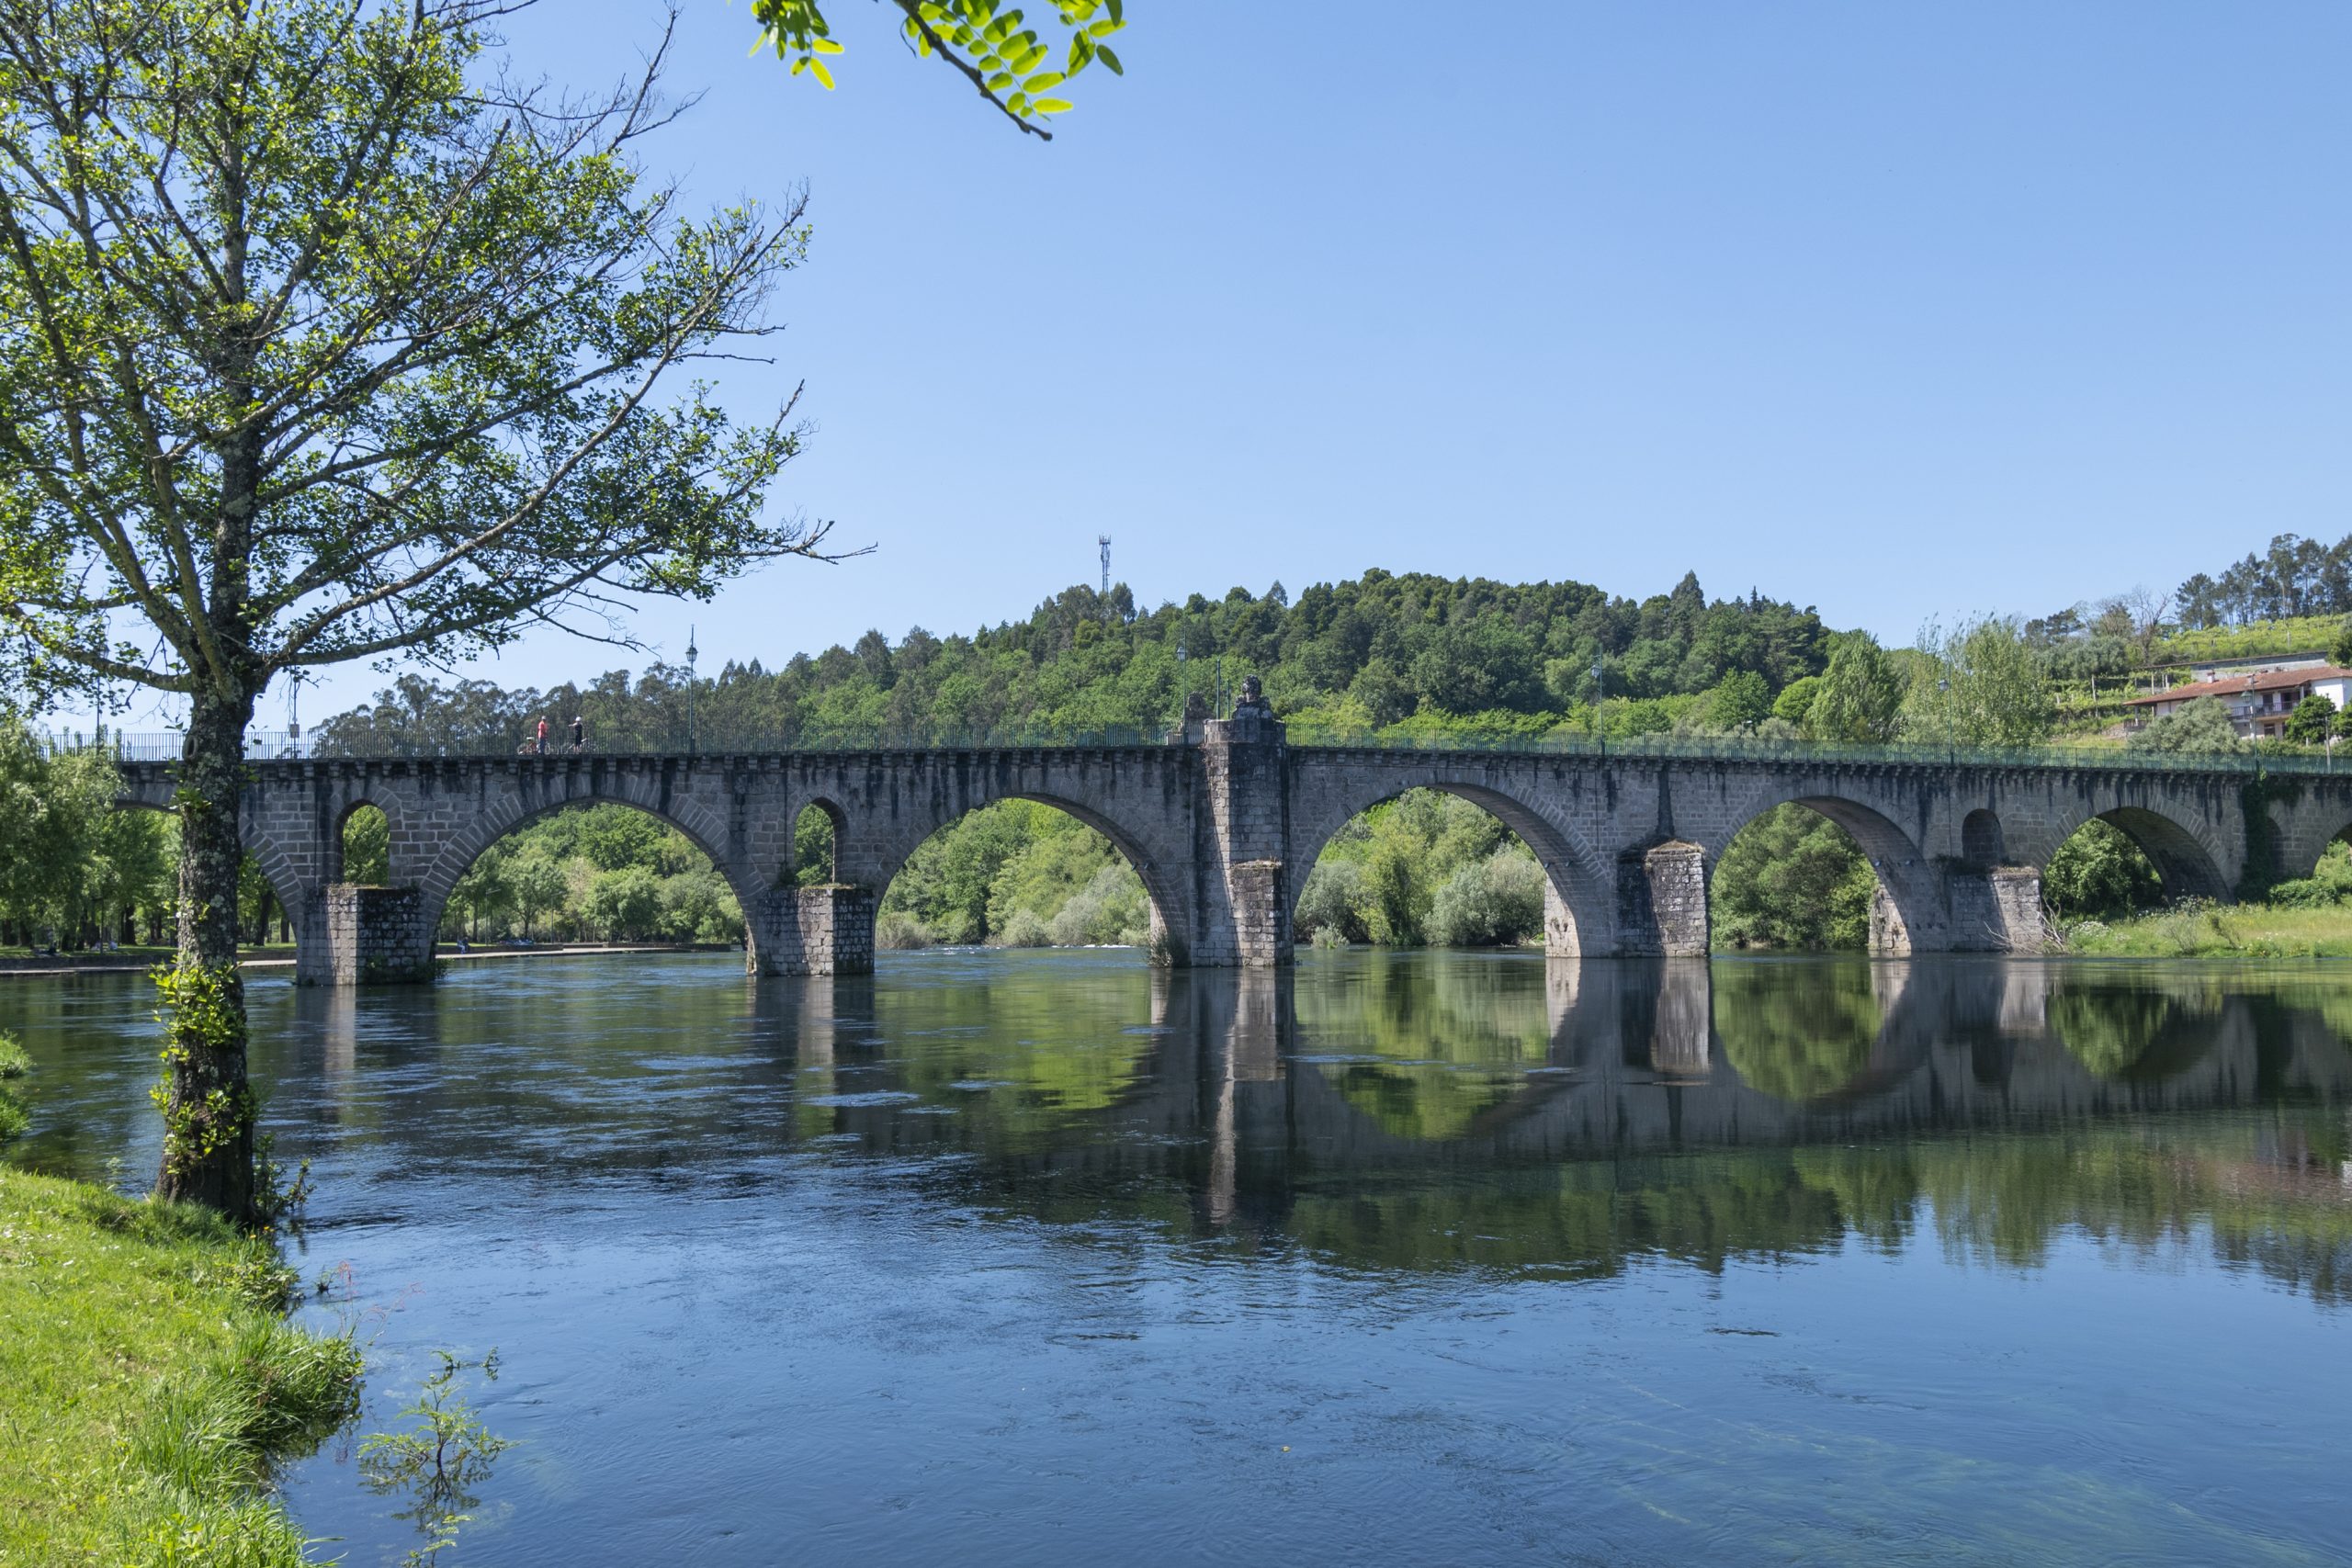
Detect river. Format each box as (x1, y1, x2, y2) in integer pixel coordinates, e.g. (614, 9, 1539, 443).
(7, 949, 2352, 1565)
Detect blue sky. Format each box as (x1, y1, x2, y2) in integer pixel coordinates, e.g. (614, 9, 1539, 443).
(244, 2, 2352, 724)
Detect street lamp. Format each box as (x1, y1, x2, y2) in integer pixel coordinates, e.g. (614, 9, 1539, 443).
(685, 625, 698, 756)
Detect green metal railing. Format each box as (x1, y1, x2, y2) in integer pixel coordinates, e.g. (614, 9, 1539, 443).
(1282, 728, 2344, 775)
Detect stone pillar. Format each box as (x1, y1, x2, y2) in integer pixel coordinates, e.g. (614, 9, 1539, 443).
(298, 885, 435, 986)
(1200, 677, 1290, 967)
(1945, 866, 2045, 953)
(750, 886, 877, 976)
(1616, 840, 1708, 956)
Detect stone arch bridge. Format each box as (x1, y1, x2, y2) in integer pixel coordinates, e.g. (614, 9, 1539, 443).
(115, 694, 2352, 984)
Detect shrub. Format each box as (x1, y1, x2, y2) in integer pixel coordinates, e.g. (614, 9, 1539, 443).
(1425, 850, 1545, 947)
(1294, 859, 1366, 945)
(875, 911, 933, 950)
(991, 908, 1051, 948)
(1047, 863, 1149, 946)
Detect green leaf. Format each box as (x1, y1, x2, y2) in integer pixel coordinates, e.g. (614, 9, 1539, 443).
(1031, 96, 1073, 114)
(1097, 42, 1123, 74)
(810, 59, 835, 88)
(811, 37, 844, 54)
(1023, 71, 1065, 93)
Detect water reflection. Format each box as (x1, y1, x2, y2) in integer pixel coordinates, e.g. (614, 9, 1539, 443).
(8, 952, 2352, 1564)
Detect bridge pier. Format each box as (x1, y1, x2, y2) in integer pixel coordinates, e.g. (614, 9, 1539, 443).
(296, 884, 435, 986)
(1201, 682, 1293, 967)
(1942, 865, 2046, 953)
(1616, 841, 1710, 956)
(750, 886, 877, 977)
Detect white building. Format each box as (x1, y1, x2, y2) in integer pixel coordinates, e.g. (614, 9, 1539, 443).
(2126, 665, 2352, 739)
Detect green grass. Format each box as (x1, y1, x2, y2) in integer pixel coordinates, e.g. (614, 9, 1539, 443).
(2063, 901, 2352, 958)
(0, 1168, 359, 1566)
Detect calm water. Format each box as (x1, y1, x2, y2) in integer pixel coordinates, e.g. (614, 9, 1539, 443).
(8, 950, 2352, 1565)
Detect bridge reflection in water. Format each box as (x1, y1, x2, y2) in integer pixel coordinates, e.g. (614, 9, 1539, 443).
(269, 952, 2352, 1303)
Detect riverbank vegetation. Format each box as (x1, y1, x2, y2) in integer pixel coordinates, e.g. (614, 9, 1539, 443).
(0, 1168, 360, 1564)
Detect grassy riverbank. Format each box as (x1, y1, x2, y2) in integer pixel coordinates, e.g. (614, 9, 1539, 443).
(0, 1168, 358, 1565)
(2064, 902, 2352, 958)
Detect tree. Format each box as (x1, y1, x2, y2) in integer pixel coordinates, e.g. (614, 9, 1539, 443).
(510, 854, 570, 941)
(2286, 693, 2338, 747)
(1807, 635, 1905, 743)
(1910, 617, 2052, 749)
(587, 866, 662, 941)
(0, 3, 831, 1217)
(2130, 696, 2243, 754)
(752, 0, 1128, 139)
(1771, 675, 1824, 728)
(2331, 620, 2352, 671)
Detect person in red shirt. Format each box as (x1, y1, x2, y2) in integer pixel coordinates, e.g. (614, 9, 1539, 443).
(535, 716, 548, 755)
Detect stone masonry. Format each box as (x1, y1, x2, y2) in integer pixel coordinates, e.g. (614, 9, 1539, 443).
(109, 694, 2352, 983)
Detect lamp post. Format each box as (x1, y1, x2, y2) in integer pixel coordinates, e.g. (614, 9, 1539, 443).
(685, 625, 698, 756)
(1592, 656, 1606, 760)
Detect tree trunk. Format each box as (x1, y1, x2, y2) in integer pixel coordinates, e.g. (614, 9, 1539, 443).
(155, 686, 258, 1219)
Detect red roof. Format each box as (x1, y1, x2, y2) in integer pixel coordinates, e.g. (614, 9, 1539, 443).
(2126, 666, 2352, 707)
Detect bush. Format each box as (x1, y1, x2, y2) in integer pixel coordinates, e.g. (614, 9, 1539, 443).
(1294, 859, 1366, 945)
(1424, 850, 1545, 947)
(875, 911, 933, 950)
(1047, 863, 1149, 946)
(991, 908, 1051, 948)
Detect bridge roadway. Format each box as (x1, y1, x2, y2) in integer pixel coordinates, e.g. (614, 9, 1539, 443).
(115, 688, 2352, 983)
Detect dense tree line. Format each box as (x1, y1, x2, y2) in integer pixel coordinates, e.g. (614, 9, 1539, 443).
(2174, 533, 2352, 630)
(313, 569, 1850, 752)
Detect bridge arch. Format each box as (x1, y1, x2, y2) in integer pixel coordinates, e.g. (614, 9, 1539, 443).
(854, 790, 1193, 964)
(1284, 779, 1611, 957)
(416, 784, 754, 947)
(2043, 805, 2232, 904)
(1702, 792, 1943, 954)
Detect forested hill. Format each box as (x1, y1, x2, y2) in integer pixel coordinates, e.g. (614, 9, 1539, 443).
(314, 569, 1838, 753)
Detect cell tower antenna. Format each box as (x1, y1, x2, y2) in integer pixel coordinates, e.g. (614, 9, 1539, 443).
(1099, 535, 1113, 602)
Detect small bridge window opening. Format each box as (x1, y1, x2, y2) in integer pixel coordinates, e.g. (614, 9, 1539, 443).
(341, 804, 390, 886)
(793, 801, 842, 886)
(878, 800, 1159, 953)
(437, 803, 746, 949)
(1294, 789, 1551, 951)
